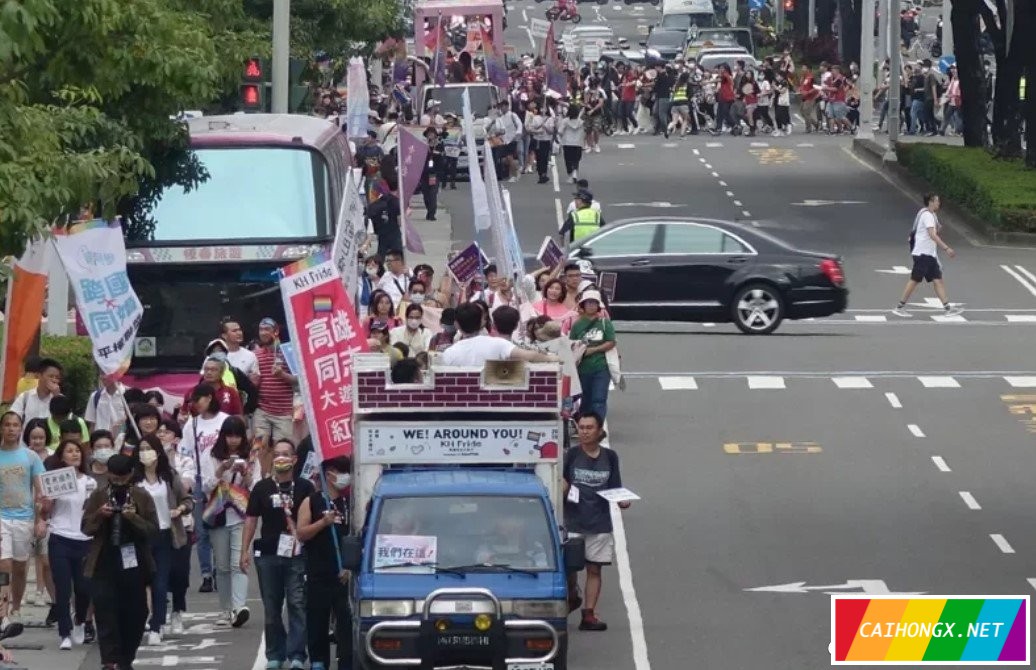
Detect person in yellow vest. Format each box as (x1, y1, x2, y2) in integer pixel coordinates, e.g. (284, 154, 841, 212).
(559, 189, 605, 246)
(668, 72, 692, 136)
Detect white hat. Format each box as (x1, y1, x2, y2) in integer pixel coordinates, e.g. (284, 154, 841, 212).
(579, 289, 603, 305)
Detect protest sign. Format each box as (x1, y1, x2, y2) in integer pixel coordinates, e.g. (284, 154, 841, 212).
(41, 467, 79, 499)
(446, 242, 489, 284)
(537, 236, 565, 268)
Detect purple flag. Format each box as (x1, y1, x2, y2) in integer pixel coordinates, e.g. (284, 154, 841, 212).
(433, 14, 447, 87)
(481, 27, 509, 89)
(397, 127, 429, 255)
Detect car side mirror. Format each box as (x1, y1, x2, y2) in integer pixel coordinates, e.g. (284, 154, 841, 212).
(564, 536, 586, 572)
(340, 534, 363, 572)
(574, 246, 593, 259)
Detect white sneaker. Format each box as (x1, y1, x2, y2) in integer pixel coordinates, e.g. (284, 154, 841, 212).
(72, 623, 85, 645)
(170, 611, 184, 635)
(772, 130, 781, 137)
(944, 306, 963, 317)
(60, 637, 72, 650)
(594, 145, 601, 153)
(507, 176, 518, 183)
(147, 630, 162, 646)
(784, 127, 792, 136)
(215, 612, 233, 628)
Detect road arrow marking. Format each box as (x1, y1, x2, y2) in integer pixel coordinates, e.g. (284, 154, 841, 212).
(745, 579, 925, 594)
(875, 265, 910, 274)
(791, 200, 867, 206)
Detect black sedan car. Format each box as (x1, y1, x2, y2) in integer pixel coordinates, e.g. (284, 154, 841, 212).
(568, 217, 848, 334)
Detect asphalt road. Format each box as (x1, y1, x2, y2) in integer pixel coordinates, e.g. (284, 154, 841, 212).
(443, 11, 1035, 661)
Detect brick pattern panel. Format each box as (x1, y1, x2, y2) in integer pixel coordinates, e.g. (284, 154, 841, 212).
(356, 370, 559, 410)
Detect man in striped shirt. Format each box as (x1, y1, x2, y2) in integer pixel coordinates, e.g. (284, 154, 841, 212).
(253, 318, 296, 460)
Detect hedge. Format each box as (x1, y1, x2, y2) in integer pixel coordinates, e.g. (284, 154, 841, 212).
(896, 143, 1036, 234)
(0, 334, 94, 414)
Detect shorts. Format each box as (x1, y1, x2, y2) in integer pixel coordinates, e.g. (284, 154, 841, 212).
(670, 104, 690, 116)
(1, 518, 34, 562)
(582, 532, 614, 565)
(910, 254, 942, 282)
(827, 101, 848, 120)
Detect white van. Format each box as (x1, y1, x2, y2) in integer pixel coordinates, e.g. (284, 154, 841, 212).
(659, 0, 717, 29)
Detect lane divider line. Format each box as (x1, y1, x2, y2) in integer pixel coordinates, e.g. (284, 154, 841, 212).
(551, 161, 560, 193)
(918, 375, 961, 388)
(932, 456, 951, 472)
(611, 498, 652, 670)
(991, 534, 1015, 554)
(885, 392, 902, 408)
(832, 376, 873, 389)
(908, 424, 926, 437)
(959, 491, 981, 510)
(1002, 264, 1036, 297)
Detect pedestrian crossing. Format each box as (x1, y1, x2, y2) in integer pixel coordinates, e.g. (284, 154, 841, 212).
(633, 374, 1036, 392)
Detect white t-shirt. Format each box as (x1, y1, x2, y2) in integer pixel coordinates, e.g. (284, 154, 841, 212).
(378, 272, 411, 307)
(84, 386, 127, 433)
(10, 390, 54, 422)
(178, 412, 230, 469)
(911, 208, 940, 258)
(389, 325, 432, 356)
(140, 478, 172, 530)
(441, 335, 516, 366)
(49, 474, 96, 541)
(227, 348, 260, 379)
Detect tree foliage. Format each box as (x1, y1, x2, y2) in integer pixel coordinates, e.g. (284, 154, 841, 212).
(243, 0, 402, 59)
(0, 0, 263, 254)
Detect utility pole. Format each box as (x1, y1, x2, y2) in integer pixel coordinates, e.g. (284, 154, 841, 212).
(941, 0, 953, 60)
(876, 0, 888, 62)
(776, 0, 785, 35)
(884, 0, 901, 160)
(272, 0, 290, 114)
(857, 0, 876, 139)
(807, 0, 816, 37)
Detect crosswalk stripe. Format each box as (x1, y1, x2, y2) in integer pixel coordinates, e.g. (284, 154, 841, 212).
(658, 376, 698, 390)
(832, 376, 873, 389)
(918, 376, 960, 388)
(1006, 315, 1036, 322)
(854, 315, 888, 322)
(1005, 376, 1036, 388)
(931, 314, 967, 323)
(747, 375, 785, 389)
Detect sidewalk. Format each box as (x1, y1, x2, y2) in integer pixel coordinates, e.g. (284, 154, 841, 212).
(0, 571, 86, 670)
(405, 194, 457, 272)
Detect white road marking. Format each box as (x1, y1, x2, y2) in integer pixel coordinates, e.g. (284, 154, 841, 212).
(718, 180, 727, 186)
(796, 143, 814, 147)
(692, 148, 700, 155)
(959, 491, 981, 510)
(554, 198, 564, 230)
(907, 424, 926, 437)
(710, 171, 719, 177)
(932, 456, 951, 472)
(1001, 265, 1036, 296)
(874, 265, 911, 274)
(663, 142, 678, 147)
(885, 392, 902, 408)
(704, 163, 713, 169)
(725, 190, 734, 197)
(1005, 376, 1036, 387)
(525, 27, 535, 48)
(741, 210, 752, 217)
(733, 200, 743, 206)
(855, 315, 888, 322)
(922, 298, 943, 307)
(747, 375, 785, 389)
(794, 114, 805, 123)
(551, 161, 560, 192)
(1015, 265, 1036, 286)
(705, 142, 723, 147)
(991, 534, 1015, 554)
(931, 314, 967, 323)
(658, 376, 699, 390)
(833, 376, 873, 389)
(1028, 578, 1036, 592)
(610, 501, 652, 670)
(617, 143, 635, 149)
(698, 157, 707, 163)
(251, 636, 267, 670)
(1006, 314, 1036, 322)
(749, 141, 769, 147)
(703, 322, 716, 327)
(918, 375, 960, 388)
(522, 8, 528, 20)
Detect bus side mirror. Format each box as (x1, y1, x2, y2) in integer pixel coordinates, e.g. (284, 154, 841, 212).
(340, 535, 363, 572)
(564, 537, 586, 572)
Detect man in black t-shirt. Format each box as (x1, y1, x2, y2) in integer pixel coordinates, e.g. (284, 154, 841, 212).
(241, 439, 314, 670)
(296, 456, 354, 670)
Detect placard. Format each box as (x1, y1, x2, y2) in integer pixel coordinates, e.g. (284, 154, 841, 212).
(530, 18, 551, 39)
(359, 423, 561, 463)
(40, 467, 79, 499)
(582, 42, 601, 62)
(537, 236, 565, 269)
(446, 242, 490, 284)
(596, 487, 640, 503)
(373, 534, 438, 571)
(597, 271, 617, 302)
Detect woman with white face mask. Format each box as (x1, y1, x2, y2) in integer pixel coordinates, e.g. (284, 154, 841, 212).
(358, 254, 384, 320)
(132, 434, 193, 646)
(389, 304, 431, 357)
(155, 419, 195, 635)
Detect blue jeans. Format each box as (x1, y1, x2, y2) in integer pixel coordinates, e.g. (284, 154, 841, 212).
(149, 529, 173, 632)
(578, 368, 612, 421)
(909, 99, 925, 133)
(49, 534, 91, 638)
(256, 555, 308, 663)
(193, 483, 212, 578)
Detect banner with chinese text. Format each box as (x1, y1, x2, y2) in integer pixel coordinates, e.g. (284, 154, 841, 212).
(280, 252, 369, 459)
(52, 219, 143, 378)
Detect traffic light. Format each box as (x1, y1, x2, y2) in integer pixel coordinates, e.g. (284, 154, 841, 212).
(240, 57, 268, 113)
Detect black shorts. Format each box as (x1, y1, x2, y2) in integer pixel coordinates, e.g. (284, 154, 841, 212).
(911, 254, 942, 282)
(491, 142, 517, 161)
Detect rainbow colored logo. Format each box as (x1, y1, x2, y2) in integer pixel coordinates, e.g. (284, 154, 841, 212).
(832, 596, 1029, 665)
(312, 295, 333, 313)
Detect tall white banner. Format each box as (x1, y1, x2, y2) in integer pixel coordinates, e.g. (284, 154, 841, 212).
(346, 56, 370, 138)
(462, 89, 491, 232)
(330, 170, 367, 306)
(51, 219, 144, 378)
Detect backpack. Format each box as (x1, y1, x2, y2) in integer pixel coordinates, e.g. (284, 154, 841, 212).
(908, 208, 924, 252)
(231, 365, 259, 414)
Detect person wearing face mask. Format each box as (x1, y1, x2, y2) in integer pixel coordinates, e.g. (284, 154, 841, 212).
(241, 439, 313, 670)
(296, 456, 353, 670)
(155, 419, 195, 635)
(389, 304, 432, 357)
(395, 278, 427, 317)
(358, 254, 384, 320)
(428, 307, 458, 352)
(131, 434, 193, 646)
(82, 454, 159, 670)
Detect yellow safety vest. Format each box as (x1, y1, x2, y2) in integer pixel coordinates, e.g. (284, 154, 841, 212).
(572, 207, 601, 241)
(672, 86, 689, 103)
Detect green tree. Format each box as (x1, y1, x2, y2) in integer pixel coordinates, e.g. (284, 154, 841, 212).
(243, 0, 402, 59)
(0, 0, 263, 254)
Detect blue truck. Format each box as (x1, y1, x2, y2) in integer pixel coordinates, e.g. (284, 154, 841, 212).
(341, 355, 584, 670)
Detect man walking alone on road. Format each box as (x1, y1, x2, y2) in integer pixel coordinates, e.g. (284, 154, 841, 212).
(893, 193, 961, 317)
(563, 412, 630, 632)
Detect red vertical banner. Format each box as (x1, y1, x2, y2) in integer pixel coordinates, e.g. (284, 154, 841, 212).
(280, 252, 369, 459)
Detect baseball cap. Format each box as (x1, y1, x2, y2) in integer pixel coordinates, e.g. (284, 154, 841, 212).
(369, 319, 391, 334)
(574, 188, 593, 202)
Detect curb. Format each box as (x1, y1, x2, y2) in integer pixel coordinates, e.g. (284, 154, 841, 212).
(851, 138, 1036, 248)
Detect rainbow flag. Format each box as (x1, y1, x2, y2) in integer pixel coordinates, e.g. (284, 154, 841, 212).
(833, 596, 1029, 664)
(281, 250, 331, 278)
(312, 295, 333, 312)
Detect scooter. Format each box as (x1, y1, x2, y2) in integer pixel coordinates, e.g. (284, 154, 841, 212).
(546, 5, 582, 22)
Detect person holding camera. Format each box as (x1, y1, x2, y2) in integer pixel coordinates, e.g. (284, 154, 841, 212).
(81, 454, 159, 670)
(241, 438, 313, 670)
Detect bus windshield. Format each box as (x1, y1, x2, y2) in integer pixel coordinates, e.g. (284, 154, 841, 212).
(146, 146, 332, 242)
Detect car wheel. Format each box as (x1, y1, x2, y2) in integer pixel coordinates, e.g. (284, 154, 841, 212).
(571, 12, 582, 22)
(732, 283, 784, 335)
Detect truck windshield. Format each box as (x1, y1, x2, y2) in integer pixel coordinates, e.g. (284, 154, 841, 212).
(145, 146, 331, 242)
(428, 86, 496, 117)
(374, 495, 556, 572)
